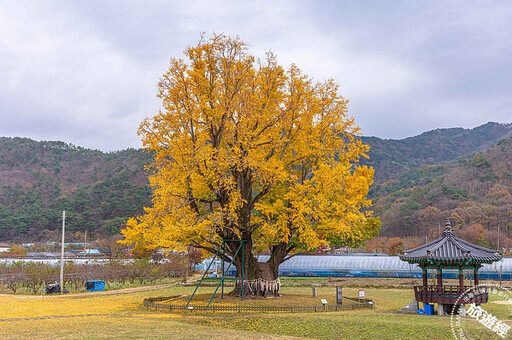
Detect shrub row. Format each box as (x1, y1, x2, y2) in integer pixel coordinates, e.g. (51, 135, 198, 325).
(0, 256, 188, 294)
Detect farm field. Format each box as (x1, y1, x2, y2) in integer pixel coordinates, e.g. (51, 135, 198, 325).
(0, 279, 507, 339)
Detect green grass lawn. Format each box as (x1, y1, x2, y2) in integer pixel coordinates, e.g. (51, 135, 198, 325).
(0, 280, 509, 339)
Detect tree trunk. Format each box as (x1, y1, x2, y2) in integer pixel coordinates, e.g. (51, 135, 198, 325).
(230, 261, 281, 298)
(227, 238, 282, 298)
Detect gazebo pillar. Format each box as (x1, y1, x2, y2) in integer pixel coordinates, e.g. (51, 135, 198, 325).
(458, 268, 464, 292)
(437, 268, 444, 315)
(422, 268, 428, 288)
(458, 268, 467, 315)
(474, 268, 481, 307)
(421, 268, 428, 310)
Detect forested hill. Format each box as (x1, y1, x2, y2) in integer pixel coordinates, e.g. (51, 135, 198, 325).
(361, 122, 512, 182)
(372, 136, 512, 249)
(0, 137, 152, 241)
(1, 121, 511, 242)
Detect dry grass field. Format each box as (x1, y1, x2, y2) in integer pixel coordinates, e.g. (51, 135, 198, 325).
(0, 278, 508, 339)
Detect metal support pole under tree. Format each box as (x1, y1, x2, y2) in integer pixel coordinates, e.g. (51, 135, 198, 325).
(60, 211, 65, 293)
(241, 241, 245, 301)
(221, 242, 225, 299)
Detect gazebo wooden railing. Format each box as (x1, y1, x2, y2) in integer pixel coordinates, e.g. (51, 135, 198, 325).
(413, 285, 489, 304)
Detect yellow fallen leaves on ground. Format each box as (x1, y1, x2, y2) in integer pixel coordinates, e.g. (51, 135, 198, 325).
(0, 287, 171, 320)
(0, 284, 482, 340)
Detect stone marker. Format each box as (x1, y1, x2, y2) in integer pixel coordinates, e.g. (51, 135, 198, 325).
(336, 286, 343, 305)
(400, 300, 419, 313)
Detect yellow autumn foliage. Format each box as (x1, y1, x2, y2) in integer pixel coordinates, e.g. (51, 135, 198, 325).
(121, 34, 379, 273)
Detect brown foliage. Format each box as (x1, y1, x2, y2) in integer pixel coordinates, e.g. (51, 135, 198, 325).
(365, 236, 420, 255)
(387, 238, 404, 255)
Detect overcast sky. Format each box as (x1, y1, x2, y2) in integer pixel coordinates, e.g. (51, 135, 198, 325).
(1, 1, 511, 151)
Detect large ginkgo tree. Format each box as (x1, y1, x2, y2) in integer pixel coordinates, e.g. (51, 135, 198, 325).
(121, 34, 380, 296)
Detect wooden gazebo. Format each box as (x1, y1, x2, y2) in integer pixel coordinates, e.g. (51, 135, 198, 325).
(400, 220, 501, 315)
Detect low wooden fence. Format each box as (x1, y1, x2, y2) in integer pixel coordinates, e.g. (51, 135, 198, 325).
(143, 296, 374, 313)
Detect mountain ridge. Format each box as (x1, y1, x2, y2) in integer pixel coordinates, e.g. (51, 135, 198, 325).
(0, 121, 510, 242)
(360, 121, 512, 182)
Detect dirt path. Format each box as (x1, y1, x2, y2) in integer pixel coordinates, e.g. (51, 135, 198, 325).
(0, 283, 174, 299)
(492, 300, 512, 305)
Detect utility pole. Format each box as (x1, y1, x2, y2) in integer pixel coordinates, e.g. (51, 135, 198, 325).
(498, 226, 500, 253)
(84, 229, 87, 252)
(60, 211, 65, 293)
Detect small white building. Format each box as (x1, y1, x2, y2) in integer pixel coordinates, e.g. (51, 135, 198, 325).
(0, 242, 11, 252)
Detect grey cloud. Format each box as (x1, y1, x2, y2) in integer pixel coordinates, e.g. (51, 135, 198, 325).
(0, 1, 511, 150)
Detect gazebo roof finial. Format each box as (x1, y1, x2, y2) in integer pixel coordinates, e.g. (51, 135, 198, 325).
(442, 219, 453, 236)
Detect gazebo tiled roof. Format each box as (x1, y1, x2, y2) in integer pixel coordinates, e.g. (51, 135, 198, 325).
(400, 220, 501, 267)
